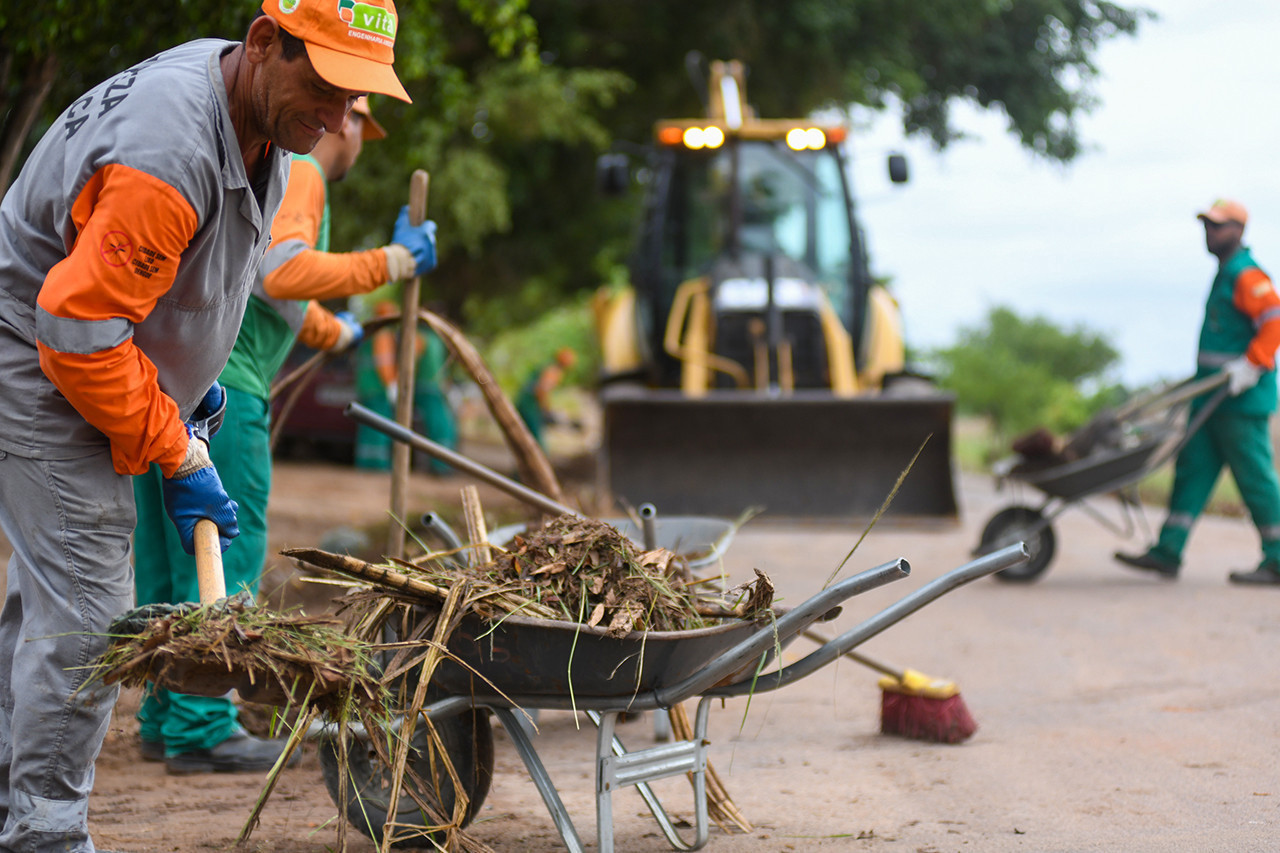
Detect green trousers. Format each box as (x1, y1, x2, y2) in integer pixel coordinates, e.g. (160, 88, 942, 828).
(1155, 409, 1280, 565)
(132, 388, 272, 752)
(415, 384, 457, 475)
(354, 391, 394, 470)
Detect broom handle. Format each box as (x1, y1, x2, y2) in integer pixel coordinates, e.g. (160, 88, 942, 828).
(800, 627, 902, 680)
(194, 518, 227, 604)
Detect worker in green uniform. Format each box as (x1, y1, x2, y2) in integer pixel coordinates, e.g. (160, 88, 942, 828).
(1115, 199, 1280, 585)
(354, 297, 400, 470)
(354, 297, 457, 473)
(516, 347, 577, 449)
(131, 96, 440, 774)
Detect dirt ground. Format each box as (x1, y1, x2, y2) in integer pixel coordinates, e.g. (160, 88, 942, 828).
(2, 432, 1278, 852)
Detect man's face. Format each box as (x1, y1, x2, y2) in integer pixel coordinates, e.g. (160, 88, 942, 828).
(327, 112, 366, 182)
(1203, 219, 1244, 257)
(251, 24, 365, 155)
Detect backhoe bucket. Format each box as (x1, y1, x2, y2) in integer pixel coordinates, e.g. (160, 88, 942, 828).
(599, 387, 958, 523)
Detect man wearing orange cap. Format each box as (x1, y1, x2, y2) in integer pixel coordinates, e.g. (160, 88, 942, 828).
(130, 95, 437, 774)
(1116, 199, 1280, 584)
(0, 0, 410, 847)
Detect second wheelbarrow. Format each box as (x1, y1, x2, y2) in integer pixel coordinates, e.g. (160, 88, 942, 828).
(973, 372, 1230, 582)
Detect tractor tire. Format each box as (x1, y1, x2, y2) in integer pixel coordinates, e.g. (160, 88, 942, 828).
(319, 703, 494, 848)
(978, 506, 1056, 583)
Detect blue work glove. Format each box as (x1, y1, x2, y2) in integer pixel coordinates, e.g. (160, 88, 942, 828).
(331, 310, 364, 352)
(391, 205, 438, 276)
(161, 426, 239, 554)
(188, 381, 226, 443)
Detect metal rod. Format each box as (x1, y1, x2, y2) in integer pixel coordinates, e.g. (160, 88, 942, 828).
(346, 402, 577, 518)
(639, 502, 658, 550)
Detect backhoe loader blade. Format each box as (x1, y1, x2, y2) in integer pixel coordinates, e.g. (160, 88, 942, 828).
(600, 387, 958, 523)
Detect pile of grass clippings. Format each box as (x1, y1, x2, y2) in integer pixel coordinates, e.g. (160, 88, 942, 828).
(90, 596, 382, 716)
(478, 514, 711, 635)
(289, 514, 772, 637)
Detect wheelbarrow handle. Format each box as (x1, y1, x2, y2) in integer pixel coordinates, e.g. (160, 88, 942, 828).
(346, 402, 576, 518)
(652, 557, 912, 705)
(702, 542, 1030, 699)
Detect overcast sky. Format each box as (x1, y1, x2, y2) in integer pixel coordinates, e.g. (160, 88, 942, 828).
(845, 0, 1280, 387)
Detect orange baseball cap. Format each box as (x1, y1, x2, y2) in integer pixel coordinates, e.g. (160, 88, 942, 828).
(261, 0, 411, 103)
(351, 96, 386, 140)
(1197, 198, 1248, 227)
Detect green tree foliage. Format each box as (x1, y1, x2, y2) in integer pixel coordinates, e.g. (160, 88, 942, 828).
(931, 306, 1124, 442)
(531, 0, 1152, 158)
(2, 0, 1150, 335)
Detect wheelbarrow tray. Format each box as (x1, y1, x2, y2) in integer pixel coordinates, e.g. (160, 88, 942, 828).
(431, 608, 774, 701)
(1011, 429, 1170, 500)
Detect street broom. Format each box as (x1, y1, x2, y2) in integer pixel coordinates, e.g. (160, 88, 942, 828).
(801, 628, 977, 744)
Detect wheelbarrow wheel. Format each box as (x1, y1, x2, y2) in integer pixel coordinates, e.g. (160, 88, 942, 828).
(978, 506, 1055, 582)
(319, 700, 494, 847)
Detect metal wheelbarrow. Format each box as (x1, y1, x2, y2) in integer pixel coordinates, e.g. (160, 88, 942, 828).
(972, 372, 1230, 582)
(310, 538, 1026, 845)
(310, 541, 1027, 852)
(322, 405, 1028, 850)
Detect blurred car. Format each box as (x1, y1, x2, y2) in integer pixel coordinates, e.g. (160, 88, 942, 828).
(271, 346, 359, 463)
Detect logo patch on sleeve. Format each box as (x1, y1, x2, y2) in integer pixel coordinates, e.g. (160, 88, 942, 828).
(99, 232, 134, 267)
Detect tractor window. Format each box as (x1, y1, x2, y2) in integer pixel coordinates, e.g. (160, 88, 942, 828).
(660, 141, 853, 310)
(812, 153, 854, 317)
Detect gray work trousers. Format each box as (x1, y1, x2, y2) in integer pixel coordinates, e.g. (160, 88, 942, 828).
(0, 447, 134, 852)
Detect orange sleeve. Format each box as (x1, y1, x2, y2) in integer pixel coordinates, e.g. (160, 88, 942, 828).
(296, 300, 343, 351)
(1234, 267, 1280, 370)
(263, 245, 390, 300)
(36, 163, 198, 476)
(259, 158, 390, 301)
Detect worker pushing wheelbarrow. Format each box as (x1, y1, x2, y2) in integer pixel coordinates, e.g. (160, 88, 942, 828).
(973, 371, 1232, 582)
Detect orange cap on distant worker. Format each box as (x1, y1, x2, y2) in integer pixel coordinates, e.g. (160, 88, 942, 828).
(1197, 198, 1248, 227)
(351, 96, 386, 140)
(261, 0, 411, 103)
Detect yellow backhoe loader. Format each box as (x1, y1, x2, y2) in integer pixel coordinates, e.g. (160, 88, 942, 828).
(593, 59, 957, 522)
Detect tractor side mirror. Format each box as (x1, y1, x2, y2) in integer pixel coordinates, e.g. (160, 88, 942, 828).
(887, 152, 909, 184)
(596, 153, 630, 196)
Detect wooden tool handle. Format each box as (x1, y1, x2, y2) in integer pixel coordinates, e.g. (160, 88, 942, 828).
(408, 168, 429, 227)
(387, 169, 430, 560)
(194, 518, 227, 604)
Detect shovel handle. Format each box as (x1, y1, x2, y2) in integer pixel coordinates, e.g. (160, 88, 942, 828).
(194, 519, 226, 604)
